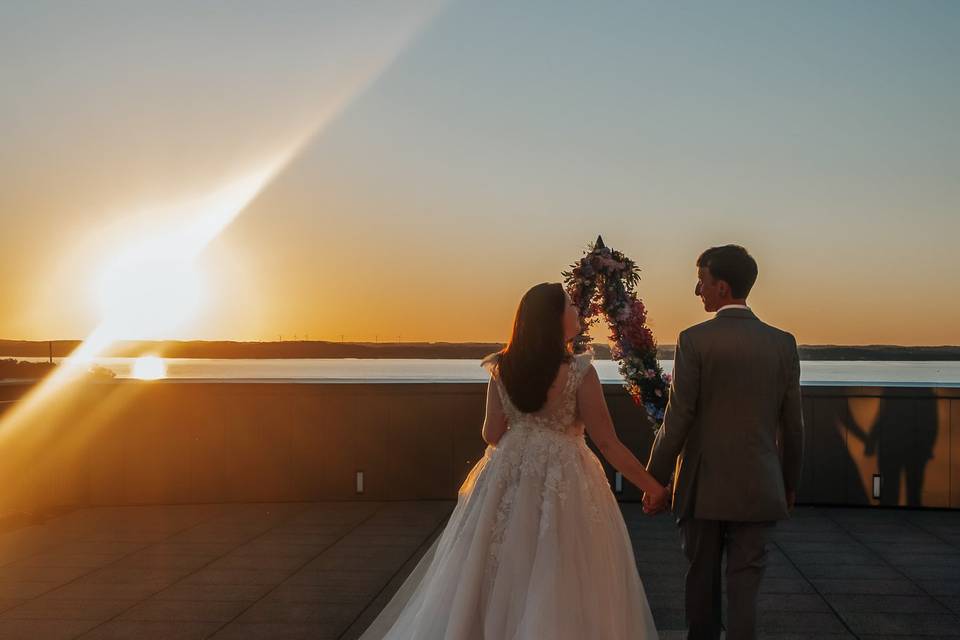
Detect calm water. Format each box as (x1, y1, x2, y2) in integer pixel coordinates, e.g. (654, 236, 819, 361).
(6, 357, 960, 386)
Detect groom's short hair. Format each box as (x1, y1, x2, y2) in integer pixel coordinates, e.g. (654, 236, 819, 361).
(697, 245, 758, 299)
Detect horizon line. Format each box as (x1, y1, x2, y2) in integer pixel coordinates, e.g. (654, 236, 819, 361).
(2, 338, 960, 350)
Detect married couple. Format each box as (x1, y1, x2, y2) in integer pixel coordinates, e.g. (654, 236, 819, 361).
(360, 245, 804, 640)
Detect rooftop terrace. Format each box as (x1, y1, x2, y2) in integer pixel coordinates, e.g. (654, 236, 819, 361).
(0, 501, 958, 639)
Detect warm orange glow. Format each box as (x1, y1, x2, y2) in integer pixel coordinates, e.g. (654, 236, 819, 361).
(91, 159, 294, 341)
(0, 4, 448, 516)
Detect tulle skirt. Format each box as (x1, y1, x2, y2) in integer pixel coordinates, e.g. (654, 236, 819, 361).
(360, 426, 659, 640)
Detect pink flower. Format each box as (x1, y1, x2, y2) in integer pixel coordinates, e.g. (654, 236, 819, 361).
(631, 299, 647, 324)
(595, 255, 626, 271)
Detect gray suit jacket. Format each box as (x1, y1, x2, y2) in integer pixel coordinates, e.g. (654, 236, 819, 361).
(647, 308, 804, 522)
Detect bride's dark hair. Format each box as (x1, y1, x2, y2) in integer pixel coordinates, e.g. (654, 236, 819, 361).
(496, 282, 572, 413)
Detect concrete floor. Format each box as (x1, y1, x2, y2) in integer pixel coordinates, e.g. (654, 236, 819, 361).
(0, 501, 958, 639)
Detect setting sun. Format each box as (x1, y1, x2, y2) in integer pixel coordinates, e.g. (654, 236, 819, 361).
(131, 356, 167, 380)
(94, 247, 206, 340)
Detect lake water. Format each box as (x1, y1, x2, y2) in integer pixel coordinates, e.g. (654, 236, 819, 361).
(6, 357, 960, 386)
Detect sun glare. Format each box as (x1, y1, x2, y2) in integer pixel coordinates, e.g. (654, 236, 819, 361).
(131, 356, 167, 380)
(95, 248, 206, 340)
(90, 160, 292, 340)
(0, 2, 447, 503)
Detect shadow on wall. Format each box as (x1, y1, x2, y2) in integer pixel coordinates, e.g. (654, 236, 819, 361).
(808, 389, 946, 507)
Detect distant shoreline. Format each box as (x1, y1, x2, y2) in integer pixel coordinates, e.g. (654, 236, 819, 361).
(2, 339, 960, 362)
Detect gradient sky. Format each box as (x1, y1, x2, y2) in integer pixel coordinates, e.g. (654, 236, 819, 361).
(2, 1, 958, 345)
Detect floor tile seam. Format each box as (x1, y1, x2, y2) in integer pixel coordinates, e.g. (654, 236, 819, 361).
(0, 511, 177, 570)
(820, 509, 960, 624)
(897, 513, 960, 552)
(0, 505, 242, 624)
(70, 501, 319, 639)
(10, 502, 241, 571)
(770, 530, 861, 640)
(337, 509, 452, 640)
(0, 535, 80, 570)
(200, 502, 389, 640)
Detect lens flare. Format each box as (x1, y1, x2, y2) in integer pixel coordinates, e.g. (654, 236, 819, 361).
(0, 1, 448, 517)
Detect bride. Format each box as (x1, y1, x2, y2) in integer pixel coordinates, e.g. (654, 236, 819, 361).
(360, 282, 667, 639)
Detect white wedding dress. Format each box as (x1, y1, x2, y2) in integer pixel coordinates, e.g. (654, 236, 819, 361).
(360, 352, 658, 639)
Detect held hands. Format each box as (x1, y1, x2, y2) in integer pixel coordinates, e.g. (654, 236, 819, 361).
(785, 488, 796, 513)
(642, 483, 672, 516)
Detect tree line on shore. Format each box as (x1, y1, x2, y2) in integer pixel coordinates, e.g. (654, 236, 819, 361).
(2, 339, 959, 363)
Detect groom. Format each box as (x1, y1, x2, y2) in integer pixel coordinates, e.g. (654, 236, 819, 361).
(644, 245, 804, 640)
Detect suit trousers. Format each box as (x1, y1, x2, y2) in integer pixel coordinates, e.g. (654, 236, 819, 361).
(679, 518, 774, 640)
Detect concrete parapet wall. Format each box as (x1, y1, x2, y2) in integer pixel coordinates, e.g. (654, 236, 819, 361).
(0, 381, 957, 512)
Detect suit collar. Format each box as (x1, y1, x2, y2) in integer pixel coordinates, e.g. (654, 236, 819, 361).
(715, 307, 756, 319)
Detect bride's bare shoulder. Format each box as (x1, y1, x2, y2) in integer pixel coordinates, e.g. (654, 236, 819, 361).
(480, 352, 501, 376)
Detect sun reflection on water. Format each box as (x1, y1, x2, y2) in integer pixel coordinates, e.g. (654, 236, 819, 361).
(131, 356, 166, 380)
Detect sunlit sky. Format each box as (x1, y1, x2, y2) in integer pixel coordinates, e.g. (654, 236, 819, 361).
(2, 1, 958, 346)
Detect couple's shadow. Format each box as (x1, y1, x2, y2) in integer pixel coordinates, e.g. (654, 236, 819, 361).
(817, 388, 939, 506)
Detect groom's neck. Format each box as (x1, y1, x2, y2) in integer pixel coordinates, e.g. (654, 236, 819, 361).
(718, 298, 748, 308)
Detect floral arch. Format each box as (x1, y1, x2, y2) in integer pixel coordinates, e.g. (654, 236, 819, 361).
(563, 236, 670, 428)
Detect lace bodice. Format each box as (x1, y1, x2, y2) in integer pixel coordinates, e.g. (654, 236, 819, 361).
(481, 351, 593, 435)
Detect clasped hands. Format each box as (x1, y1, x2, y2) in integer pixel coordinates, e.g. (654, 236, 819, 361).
(642, 483, 672, 516)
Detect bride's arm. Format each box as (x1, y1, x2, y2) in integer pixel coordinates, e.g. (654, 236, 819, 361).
(481, 379, 508, 446)
(578, 366, 667, 498)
